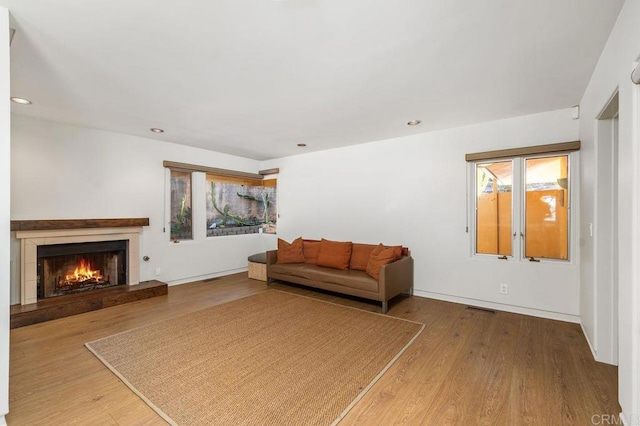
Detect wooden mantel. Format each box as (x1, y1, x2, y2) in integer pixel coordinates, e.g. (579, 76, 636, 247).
(10, 218, 150, 232)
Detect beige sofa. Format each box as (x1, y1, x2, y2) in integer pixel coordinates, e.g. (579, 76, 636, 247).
(266, 244, 414, 313)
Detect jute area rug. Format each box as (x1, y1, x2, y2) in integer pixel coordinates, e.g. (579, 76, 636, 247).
(86, 290, 424, 425)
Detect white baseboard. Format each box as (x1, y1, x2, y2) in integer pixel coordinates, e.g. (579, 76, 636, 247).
(580, 322, 599, 362)
(414, 290, 580, 323)
(165, 268, 248, 286)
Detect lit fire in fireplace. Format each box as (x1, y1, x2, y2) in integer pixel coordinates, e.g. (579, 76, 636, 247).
(61, 258, 104, 286)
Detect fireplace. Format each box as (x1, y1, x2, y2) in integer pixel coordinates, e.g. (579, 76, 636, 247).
(10, 218, 173, 328)
(37, 240, 128, 298)
(15, 223, 144, 305)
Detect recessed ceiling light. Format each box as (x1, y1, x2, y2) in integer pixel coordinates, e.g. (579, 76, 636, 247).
(150, 128, 164, 133)
(10, 97, 32, 105)
(407, 120, 421, 126)
(297, 143, 307, 147)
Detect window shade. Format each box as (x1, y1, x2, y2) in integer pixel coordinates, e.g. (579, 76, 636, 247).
(163, 160, 264, 179)
(465, 141, 580, 162)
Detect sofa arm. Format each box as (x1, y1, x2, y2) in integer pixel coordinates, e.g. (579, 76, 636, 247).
(266, 250, 277, 266)
(379, 255, 414, 300)
(266, 250, 278, 284)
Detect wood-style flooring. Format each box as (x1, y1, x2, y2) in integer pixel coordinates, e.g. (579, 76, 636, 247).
(7, 273, 620, 425)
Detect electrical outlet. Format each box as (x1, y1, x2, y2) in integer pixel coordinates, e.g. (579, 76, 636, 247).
(500, 283, 509, 295)
(155, 267, 161, 276)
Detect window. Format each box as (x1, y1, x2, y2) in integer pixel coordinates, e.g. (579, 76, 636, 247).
(475, 160, 512, 256)
(170, 170, 193, 241)
(164, 161, 278, 241)
(523, 156, 569, 260)
(471, 150, 573, 261)
(205, 174, 277, 237)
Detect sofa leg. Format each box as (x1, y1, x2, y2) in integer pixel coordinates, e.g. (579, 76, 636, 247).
(381, 301, 388, 314)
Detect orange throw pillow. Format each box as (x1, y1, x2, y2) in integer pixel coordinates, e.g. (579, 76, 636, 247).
(317, 239, 353, 270)
(366, 244, 397, 279)
(385, 245, 403, 260)
(303, 240, 321, 264)
(350, 243, 377, 271)
(277, 237, 305, 264)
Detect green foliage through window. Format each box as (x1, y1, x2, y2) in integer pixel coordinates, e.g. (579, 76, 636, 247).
(170, 171, 192, 240)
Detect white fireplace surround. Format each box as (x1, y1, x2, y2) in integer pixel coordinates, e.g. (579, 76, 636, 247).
(16, 227, 142, 305)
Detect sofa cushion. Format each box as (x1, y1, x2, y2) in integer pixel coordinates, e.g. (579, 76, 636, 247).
(317, 239, 353, 270)
(303, 240, 321, 264)
(269, 263, 378, 293)
(277, 237, 305, 264)
(366, 244, 397, 279)
(248, 252, 267, 264)
(349, 243, 377, 271)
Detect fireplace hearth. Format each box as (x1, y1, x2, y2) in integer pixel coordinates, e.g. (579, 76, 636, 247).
(38, 240, 127, 298)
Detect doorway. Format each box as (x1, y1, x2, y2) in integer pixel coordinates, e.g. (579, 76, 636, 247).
(596, 90, 619, 365)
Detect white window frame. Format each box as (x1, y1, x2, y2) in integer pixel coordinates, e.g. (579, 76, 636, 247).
(469, 151, 578, 264)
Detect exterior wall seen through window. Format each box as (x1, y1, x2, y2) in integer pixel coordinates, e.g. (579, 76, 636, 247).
(205, 175, 277, 237)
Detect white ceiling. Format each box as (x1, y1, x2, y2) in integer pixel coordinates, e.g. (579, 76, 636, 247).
(2, 0, 625, 160)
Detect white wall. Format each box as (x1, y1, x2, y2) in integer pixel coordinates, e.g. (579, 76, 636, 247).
(262, 108, 580, 321)
(0, 6, 11, 423)
(579, 0, 640, 419)
(10, 115, 267, 299)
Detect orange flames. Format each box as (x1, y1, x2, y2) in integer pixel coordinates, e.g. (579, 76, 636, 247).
(63, 258, 103, 284)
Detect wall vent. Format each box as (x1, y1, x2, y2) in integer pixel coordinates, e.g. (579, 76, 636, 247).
(466, 305, 496, 314)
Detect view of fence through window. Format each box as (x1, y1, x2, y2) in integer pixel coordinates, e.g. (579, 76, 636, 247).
(475, 154, 569, 260)
(476, 160, 513, 256)
(524, 156, 569, 260)
(170, 170, 193, 241)
(206, 175, 277, 237)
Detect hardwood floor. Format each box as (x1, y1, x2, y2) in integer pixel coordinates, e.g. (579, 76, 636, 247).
(7, 274, 619, 425)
